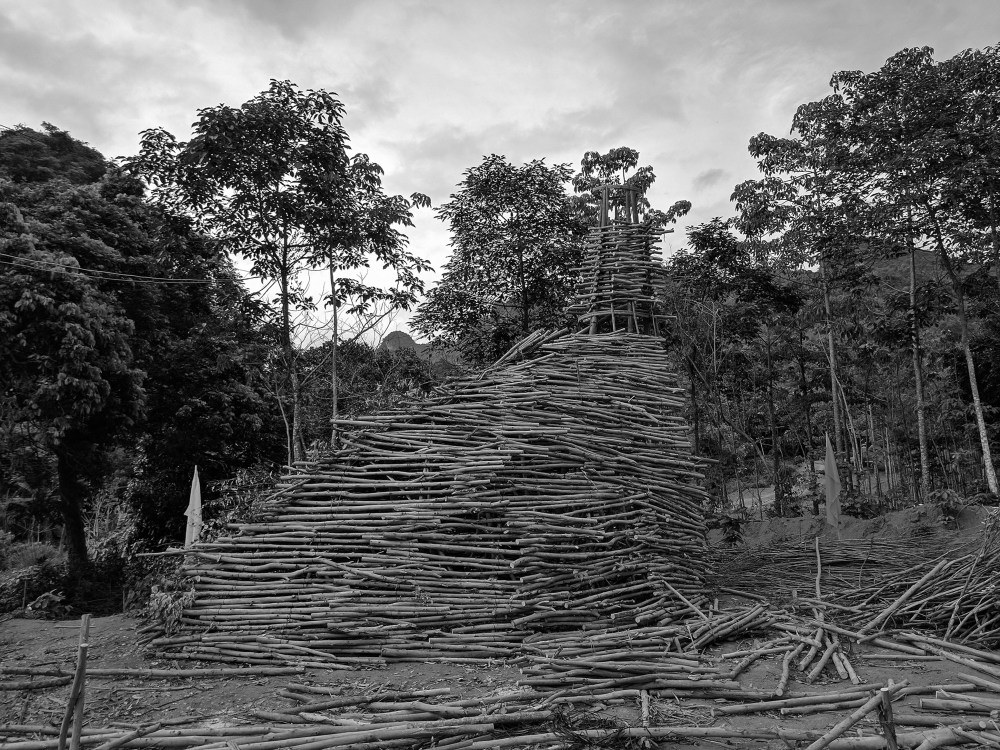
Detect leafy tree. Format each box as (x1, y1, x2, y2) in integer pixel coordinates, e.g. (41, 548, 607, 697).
(1, 126, 287, 563)
(0, 123, 107, 184)
(732, 93, 872, 474)
(571, 146, 691, 228)
(125, 80, 430, 464)
(665, 219, 801, 511)
(413, 155, 581, 365)
(0, 180, 144, 568)
(830, 47, 999, 494)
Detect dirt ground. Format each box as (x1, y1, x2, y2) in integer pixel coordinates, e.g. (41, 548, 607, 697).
(0, 611, 983, 746)
(1, 505, 997, 747)
(0, 614, 523, 726)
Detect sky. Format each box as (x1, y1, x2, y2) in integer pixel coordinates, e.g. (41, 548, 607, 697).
(3, 0, 999, 338)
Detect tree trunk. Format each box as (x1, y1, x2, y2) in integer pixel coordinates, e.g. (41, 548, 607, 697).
(278, 240, 303, 464)
(55, 438, 90, 569)
(764, 330, 783, 515)
(928, 205, 999, 495)
(908, 243, 932, 497)
(985, 184, 1000, 291)
(291, 366, 305, 462)
(329, 263, 340, 448)
(687, 349, 700, 454)
(820, 263, 843, 456)
(796, 321, 817, 514)
(516, 239, 529, 334)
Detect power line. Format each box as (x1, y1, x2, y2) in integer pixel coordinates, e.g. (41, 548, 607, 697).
(0, 252, 263, 285)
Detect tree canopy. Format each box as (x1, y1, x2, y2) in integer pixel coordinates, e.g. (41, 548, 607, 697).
(413, 155, 582, 365)
(125, 80, 431, 463)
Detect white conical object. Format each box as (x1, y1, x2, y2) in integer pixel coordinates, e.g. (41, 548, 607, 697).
(184, 466, 202, 548)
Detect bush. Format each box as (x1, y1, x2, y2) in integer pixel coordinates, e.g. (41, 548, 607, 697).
(0, 560, 69, 615)
(927, 488, 965, 529)
(3, 541, 64, 570)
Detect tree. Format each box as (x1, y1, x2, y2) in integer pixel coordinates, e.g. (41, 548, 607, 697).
(125, 80, 429, 465)
(0, 122, 107, 185)
(413, 155, 581, 365)
(572, 146, 691, 229)
(831, 47, 999, 494)
(665, 219, 801, 513)
(1, 125, 289, 562)
(731, 95, 869, 475)
(0, 180, 144, 568)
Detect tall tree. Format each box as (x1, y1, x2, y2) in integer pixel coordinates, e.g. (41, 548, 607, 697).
(572, 146, 691, 228)
(126, 80, 429, 464)
(732, 95, 866, 469)
(413, 155, 581, 365)
(0, 179, 144, 567)
(831, 47, 999, 494)
(0, 122, 107, 184)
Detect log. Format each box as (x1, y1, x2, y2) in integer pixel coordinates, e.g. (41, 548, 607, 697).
(805, 683, 908, 750)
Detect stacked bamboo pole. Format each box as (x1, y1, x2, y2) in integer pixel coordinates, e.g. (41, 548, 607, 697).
(709, 514, 1000, 646)
(155, 325, 706, 664)
(565, 224, 670, 336)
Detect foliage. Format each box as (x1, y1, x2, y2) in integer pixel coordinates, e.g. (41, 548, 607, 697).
(414, 155, 581, 365)
(571, 146, 691, 229)
(297, 339, 437, 448)
(197, 467, 275, 541)
(145, 583, 195, 635)
(0, 560, 69, 615)
(0, 126, 286, 571)
(706, 509, 745, 546)
(415, 147, 690, 366)
(125, 80, 431, 464)
(0, 123, 107, 184)
(678, 44, 1000, 517)
(0, 177, 147, 567)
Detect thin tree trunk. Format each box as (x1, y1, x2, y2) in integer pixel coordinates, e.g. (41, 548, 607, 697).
(687, 349, 700, 454)
(820, 263, 843, 456)
(927, 204, 999, 494)
(765, 330, 782, 515)
(516, 239, 529, 334)
(985, 184, 1000, 291)
(55, 437, 89, 569)
(329, 264, 339, 448)
(796, 322, 818, 514)
(275, 373, 293, 468)
(278, 232, 304, 464)
(908, 242, 932, 498)
(291, 366, 305, 462)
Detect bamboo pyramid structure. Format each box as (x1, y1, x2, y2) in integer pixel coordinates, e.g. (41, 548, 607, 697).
(154, 200, 708, 666)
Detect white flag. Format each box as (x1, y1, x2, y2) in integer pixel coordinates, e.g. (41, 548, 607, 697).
(184, 466, 202, 548)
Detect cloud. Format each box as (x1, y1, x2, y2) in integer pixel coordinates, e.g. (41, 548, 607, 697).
(5, 0, 1000, 337)
(692, 168, 727, 192)
(204, 0, 365, 41)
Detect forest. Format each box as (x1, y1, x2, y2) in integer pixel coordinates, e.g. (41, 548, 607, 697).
(1, 45, 999, 610)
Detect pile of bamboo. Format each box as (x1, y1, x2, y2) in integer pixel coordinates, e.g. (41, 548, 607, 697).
(156, 329, 707, 665)
(834, 524, 1000, 645)
(565, 223, 670, 336)
(709, 521, 1000, 646)
(708, 534, 975, 602)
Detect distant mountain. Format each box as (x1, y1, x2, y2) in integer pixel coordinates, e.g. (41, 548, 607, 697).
(380, 330, 464, 374)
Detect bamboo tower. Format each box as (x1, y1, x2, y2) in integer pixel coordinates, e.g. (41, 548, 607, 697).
(153, 187, 707, 666)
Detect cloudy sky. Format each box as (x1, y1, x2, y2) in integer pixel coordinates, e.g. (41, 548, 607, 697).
(3, 1, 999, 335)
